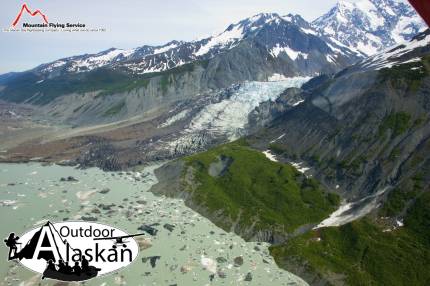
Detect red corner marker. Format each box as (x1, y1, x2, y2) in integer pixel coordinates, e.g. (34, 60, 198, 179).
(408, 0, 430, 27)
(12, 3, 49, 27)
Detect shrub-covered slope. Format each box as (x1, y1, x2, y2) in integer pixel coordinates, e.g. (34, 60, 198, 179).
(152, 140, 339, 242)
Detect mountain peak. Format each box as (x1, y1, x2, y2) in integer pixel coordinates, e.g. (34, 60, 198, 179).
(248, 12, 281, 21)
(313, 0, 426, 56)
(336, 0, 355, 9)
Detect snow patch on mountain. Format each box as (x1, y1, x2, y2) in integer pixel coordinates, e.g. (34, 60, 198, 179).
(263, 150, 278, 162)
(270, 44, 309, 60)
(315, 187, 389, 228)
(194, 24, 244, 57)
(40, 60, 67, 73)
(359, 30, 430, 70)
(391, 15, 426, 43)
(153, 42, 181, 55)
(300, 27, 318, 36)
(354, 0, 385, 29)
(70, 49, 135, 72)
(313, 0, 426, 56)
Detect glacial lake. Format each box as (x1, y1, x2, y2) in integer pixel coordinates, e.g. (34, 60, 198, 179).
(0, 163, 307, 286)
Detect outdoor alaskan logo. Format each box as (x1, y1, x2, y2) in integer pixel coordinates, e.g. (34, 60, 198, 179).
(4, 221, 143, 282)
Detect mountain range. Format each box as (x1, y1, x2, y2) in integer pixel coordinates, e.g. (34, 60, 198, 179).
(35, 13, 357, 77)
(1, 0, 424, 82)
(0, 12, 359, 106)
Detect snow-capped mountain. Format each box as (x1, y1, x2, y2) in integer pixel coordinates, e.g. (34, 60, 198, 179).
(37, 41, 184, 75)
(313, 0, 426, 56)
(32, 13, 358, 79)
(357, 28, 430, 71)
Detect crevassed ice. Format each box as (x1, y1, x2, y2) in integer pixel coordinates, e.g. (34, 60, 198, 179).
(159, 109, 191, 128)
(187, 77, 311, 140)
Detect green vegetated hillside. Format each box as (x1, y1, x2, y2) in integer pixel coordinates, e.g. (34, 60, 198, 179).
(180, 140, 429, 286)
(181, 140, 339, 241)
(270, 189, 430, 286)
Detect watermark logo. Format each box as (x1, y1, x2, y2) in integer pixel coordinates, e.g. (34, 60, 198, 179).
(12, 3, 49, 27)
(4, 221, 143, 282)
(3, 3, 106, 33)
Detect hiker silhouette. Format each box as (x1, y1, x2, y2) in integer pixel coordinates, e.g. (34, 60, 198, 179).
(47, 260, 56, 271)
(4, 233, 21, 260)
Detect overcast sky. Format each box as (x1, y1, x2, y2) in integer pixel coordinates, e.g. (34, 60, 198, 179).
(0, 0, 346, 74)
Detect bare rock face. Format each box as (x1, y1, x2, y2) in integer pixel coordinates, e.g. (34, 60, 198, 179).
(248, 30, 430, 199)
(248, 87, 303, 130)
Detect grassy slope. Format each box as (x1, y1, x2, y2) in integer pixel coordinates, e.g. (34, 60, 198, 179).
(182, 140, 339, 235)
(270, 191, 430, 286)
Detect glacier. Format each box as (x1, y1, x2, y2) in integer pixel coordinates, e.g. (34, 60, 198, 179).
(182, 77, 311, 140)
(158, 77, 311, 155)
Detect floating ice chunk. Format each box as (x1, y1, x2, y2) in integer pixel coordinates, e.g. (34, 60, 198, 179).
(201, 256, 217, 273)
(0, 200, 17, 206)
(76, 190, 98, 201)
